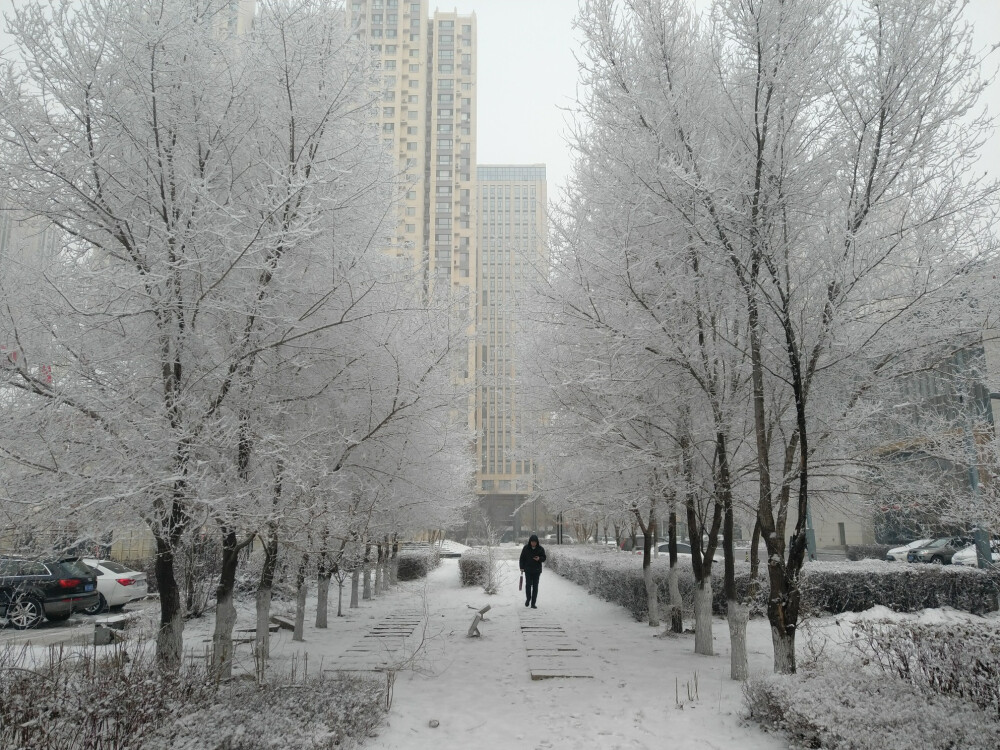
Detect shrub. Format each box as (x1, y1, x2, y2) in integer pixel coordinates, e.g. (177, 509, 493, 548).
(459, 549, 489, 586)
(0, 642, 385, 750)
(849, 619, 1000, 717)
(546, 547, 1000, 622)
(845, 544, 892, 561)
(396, 547, 440, 581)
(744, 664, 1000, 749)
(143, 674, 385, 750)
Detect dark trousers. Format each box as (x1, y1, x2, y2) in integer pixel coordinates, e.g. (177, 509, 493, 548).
(524, 571, 540, 606)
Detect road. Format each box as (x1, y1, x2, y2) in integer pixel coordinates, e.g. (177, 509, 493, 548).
(0, 596, 158, 648)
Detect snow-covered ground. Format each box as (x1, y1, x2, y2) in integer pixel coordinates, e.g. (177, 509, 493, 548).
(85, 556, 999, 749)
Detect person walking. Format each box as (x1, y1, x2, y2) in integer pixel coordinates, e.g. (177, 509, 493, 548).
(519, 534, 546, 608)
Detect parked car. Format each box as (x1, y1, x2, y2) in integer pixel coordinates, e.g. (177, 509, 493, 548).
(542, 534, 576, 545)
(633, 541, 693, 558)
(81, 559, 149, 614)
(0, 557, 99, 629)
(885, 538, 933, 562)
(906, 536, 973, 564)
(951, 541, 1000, 567)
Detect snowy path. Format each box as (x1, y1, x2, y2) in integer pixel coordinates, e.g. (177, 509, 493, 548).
(363, 557, 786, 750)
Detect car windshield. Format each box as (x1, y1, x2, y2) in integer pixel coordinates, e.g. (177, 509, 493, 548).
(926, 539, 949, 549)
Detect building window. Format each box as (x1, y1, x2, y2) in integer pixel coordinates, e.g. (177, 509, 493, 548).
(405, 223, 416, 232)
(407, 142, 418, 150)
(438, 63, 453, 73)
(382, 106, 394, 117)
(409, 63, 420, 72)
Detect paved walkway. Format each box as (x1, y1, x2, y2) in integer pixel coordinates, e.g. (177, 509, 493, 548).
(335, 611, 425, 672)
(363, 555, 785, 750)
(518, 609, 592, 680)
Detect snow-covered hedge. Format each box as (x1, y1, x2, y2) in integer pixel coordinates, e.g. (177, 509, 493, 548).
(0, 643, 385, 750)
(744, 663, 1000, 749)
(143, 674, 385, 750)
(459, 548, 489, 586)
(396, 547, 440, 581)
(546, 547, 999, 621)
(849, 618, 1000, 717)
(844, 544, 892, 561)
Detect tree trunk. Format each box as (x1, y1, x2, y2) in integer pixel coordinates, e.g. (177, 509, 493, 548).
(374, 544, 384, 594)
(693, 578, 714, 656)
(153, 534, 184, 673)
(666, 565, 683, 634)
(363, 559, 372, 601)
(255, 529, 279, 661)
(388, 541, 399, 586)
(293, 554, 309, 642)
(642, 555, 659, 627)
(728, 600, 750, 681)
(350, 569, 360, 608)
(316, 571, 331, 629)
(667, 508, 683, 634)
(211, 529, 242, 680)
(337, 576, 345, 617)
(772, 623, 795, 674)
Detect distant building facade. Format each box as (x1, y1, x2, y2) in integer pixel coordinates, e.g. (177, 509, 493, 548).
(474, 165, 548, 536)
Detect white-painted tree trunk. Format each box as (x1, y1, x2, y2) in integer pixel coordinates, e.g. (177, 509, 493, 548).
(363, 564, 372, 600)
(667, 566, 683, 633)
(316, 572, 331, 629)
(293, 580, 307, 642)
(727, 600, 749, 680)
(350, 570, 360, 608)
(156, 610, 184, 673)
(693, 578, 714, 655)
(255, 586, 272, 661)
(374, 556, 384, 594)
(211, 590, 237, 679)
(772, 627, 796, 674)
(643, 564, 659, 627)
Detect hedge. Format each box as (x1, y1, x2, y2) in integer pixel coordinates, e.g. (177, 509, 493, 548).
(395, 547, 440, 581)
(546, 547, 1000, 622)
(458, 549, 489, 586)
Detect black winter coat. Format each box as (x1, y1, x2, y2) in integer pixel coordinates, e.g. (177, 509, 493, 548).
(519, 542, 546, 575)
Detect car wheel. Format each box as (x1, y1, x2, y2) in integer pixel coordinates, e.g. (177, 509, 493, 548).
(6, 596, 44, 629)
(82, 593, 108, 616)
(930, 556, 944, 565)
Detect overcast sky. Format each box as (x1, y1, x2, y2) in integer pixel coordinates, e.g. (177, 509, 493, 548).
(0, 0, 996, 200)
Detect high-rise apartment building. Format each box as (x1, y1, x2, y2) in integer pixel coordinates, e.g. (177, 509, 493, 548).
(349, 2, 479, 432)
(348, 2, 477, 295)
(476, 165, 547, 530)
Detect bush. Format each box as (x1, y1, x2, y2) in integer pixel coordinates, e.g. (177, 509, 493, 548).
(744, 664, 1000, 749)
(849, 619, 1000, 717)
(845, 544, 892, 561)
(459, 549, 489, 586)
(396, 547, 440, 581)
(546, 547, 1000, 622)
(143, 674, 385, 750)
(0, 642, 385, 750)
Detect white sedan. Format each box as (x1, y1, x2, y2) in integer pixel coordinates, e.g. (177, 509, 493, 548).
(884, 539, 932, 562)
(951, 543, 1000, 567)
(81, 559, 149, 614)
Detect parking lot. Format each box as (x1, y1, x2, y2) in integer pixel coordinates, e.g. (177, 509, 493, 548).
(0, 596, 157, 648)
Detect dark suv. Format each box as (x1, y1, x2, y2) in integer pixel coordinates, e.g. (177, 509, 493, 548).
(0, 557, 100, 629)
